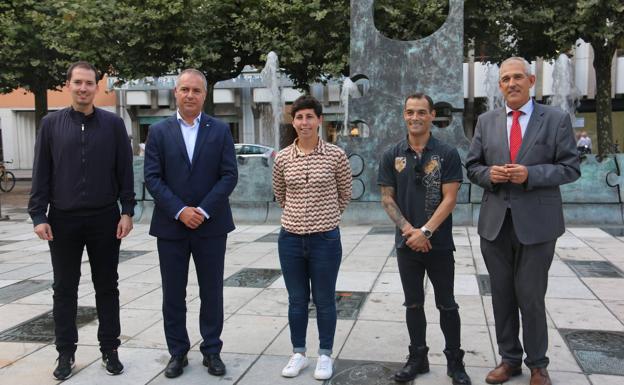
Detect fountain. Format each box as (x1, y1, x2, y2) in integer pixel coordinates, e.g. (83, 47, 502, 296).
(484, 63, 504, 111)
(260, 51, 282, 151)
(340, 77, 361, 136)
(549, 53, 580, 124)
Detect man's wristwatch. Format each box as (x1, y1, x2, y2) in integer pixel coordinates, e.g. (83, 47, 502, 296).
(420, 225, 433, 239)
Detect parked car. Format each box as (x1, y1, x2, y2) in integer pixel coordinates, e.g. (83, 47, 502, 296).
(235, 144, 276, 159)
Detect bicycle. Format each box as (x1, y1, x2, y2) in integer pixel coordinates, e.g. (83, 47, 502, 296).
(0, 160, 16, 192)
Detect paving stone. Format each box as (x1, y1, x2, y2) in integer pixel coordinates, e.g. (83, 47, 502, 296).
(599, 227, 624, 237)
(264, 319, 355, 357)
(147, 353, 258, 385)
(223, 268, 282, 288)
(63, 347, 166, 385)
(235, 355, 319, 385)
(367, 226, 395, 235)
(119, 250, 151, 262)
(560, 329, 624, 375)
(0, 341, 45, 368)
(546, 299, 624, 331)
(329, 359, 403, 385)
(310, 292, 368, 320)
(0, 344, 101, 385)
(582, 278, 624, 301)
(254, 233, 279, 243)
(0, 279, 52, 303)
(546, 277, 596, 299)
(219, 314, 288, 355)
(565, 260, 624, 278)
(0, 306, 97, 343)
(477, 274, 491, 296)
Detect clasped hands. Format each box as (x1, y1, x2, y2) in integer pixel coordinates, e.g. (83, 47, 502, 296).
(402, 225, 432, 253)
(490, 164, 528, 184)
(179, 207, 206, 229)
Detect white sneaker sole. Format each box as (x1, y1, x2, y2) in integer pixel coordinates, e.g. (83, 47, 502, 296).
(52, 362, 75, 380)
(281, 361, 309, 377)
(314, 371, 332, 380)
(102, 360, 124, 375)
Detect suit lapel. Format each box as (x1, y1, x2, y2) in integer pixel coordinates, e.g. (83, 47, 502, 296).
(190, 114, 211, 169)
(169, 116, 192, 169)
(494, 108, 510, 163)
(516, 103, 545, 163)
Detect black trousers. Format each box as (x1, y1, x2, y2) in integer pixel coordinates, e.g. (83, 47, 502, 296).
(481, 211, 555, 369)
(157, 234, 226, 357)
(48, 206, 121, 354)
(397, 247, 461, 351)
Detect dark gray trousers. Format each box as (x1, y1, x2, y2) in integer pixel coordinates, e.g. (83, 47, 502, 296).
(481, 211, 555, 369)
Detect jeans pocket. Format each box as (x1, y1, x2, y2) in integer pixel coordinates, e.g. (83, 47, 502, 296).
(319, 227, 340, 241)
(279, 227, 291, 240)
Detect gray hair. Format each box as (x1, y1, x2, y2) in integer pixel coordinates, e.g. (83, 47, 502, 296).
(175, 69, 208, 91)
(500, 57, 532, 76)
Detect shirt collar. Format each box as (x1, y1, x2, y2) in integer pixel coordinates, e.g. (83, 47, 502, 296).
(69, 106, 97, 122)
(291, 137, 326, 158)
(505, 98, 533, 116)
(400, 133, 438, 154)
(176, 110, 201, 126)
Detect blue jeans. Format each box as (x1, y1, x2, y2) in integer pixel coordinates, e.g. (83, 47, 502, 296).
(278, 227, 342, 356)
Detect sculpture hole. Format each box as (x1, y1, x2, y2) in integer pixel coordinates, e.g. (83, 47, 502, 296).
(349, 74, 370, 98)
(433, 101, 453, 128)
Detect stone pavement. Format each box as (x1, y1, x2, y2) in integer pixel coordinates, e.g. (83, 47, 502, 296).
(0, 205, 623, 385)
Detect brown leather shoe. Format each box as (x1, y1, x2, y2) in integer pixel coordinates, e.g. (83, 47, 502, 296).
(485, 362, 522, 384)
(530, 368, 552, 385)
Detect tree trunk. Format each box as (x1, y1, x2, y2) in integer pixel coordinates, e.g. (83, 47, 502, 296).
(591, 42, 615, 156)
(203, 82, 215, 116)
(33, 83, 49, 135)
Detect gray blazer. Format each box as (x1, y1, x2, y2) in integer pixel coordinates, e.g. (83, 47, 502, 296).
(466, 102, 580, 245)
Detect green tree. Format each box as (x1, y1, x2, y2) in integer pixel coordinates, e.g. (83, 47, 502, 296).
(538, 0, 624, 155)
(242, 0, 350, 90)
(0, 0, 193, 131)
(345, 1, 623, 155)
(465, 0, 624, 155)
(0, 1, 77, 132)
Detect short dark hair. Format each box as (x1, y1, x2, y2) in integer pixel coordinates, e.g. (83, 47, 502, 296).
(290, 95, 322, 118)
(66, 61, 99, 82)
(404, 93, 434, 112)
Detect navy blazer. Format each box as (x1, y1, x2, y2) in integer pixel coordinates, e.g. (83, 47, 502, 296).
(144, 113, 238, 240)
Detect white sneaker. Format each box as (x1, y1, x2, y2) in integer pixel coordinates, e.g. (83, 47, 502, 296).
(281, 353, 308, 377)
(314, 355, 333, 380)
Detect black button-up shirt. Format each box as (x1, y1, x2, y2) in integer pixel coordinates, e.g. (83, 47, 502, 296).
(28, 107, 135, 225)
(378, 134, 462, 250)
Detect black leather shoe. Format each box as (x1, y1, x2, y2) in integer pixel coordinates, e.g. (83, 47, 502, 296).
(444, 349, 472, 385)
(394, 346, 429, 383)
(164, 355, 188, 378)
(203, 353, 226, 376)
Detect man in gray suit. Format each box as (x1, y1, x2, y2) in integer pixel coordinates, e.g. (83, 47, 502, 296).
(466, 57, 580, 385)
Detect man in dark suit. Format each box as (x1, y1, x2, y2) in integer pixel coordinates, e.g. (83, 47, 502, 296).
(466, 57, 580, 385)
(144, 68, 238, 378)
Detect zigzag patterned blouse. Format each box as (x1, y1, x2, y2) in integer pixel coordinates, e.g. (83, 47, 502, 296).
(272, 138, 352, 234)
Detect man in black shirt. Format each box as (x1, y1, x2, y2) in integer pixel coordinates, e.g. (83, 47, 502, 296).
(28, 61, 135, 380)
(378, 93, 470, 385)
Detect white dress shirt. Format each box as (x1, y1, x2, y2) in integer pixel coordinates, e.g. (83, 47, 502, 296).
(174, 111, 209, 220)
(505, 99, 534, 147)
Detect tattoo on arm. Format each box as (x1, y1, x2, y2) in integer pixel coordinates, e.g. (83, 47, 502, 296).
(380, 186, 409, 230)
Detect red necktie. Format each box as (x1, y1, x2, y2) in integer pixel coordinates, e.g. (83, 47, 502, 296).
(509, 110, 522, 163)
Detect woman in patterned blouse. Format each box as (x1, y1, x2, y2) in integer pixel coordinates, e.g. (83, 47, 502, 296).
(272, 95, 352, 380)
